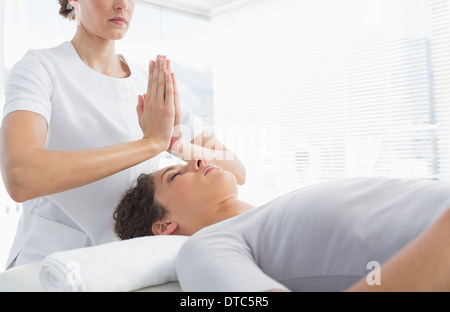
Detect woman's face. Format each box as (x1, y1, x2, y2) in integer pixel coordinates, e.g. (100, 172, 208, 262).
(152, 158, 238, 230)
(70, 0, 135, 40)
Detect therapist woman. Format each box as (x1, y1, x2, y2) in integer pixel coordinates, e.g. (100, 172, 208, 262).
(0, 0, 246, 270)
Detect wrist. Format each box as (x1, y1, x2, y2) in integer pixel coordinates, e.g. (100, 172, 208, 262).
(168, 139, 189, 158)
(140, 137, 167, 156)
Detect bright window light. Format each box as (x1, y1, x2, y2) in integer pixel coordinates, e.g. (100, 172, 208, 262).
(212, 0, 450, 205)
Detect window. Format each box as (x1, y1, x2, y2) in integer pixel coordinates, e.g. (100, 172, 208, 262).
(211, 0, 450, 206)
(0, 0, 211, 271)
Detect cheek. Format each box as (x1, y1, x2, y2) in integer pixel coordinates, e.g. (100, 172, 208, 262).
(157, 181, 195, 213)
(211, 172, 238, 196)
(89, 0, 110, 11)
(172, 178, 205, 212)
(79, 1, 107, 24)
(173, 180, 200, 206)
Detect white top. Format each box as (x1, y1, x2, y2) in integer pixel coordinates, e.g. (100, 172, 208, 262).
(3, 42, 204, 269)
(176, 177, 450, 292)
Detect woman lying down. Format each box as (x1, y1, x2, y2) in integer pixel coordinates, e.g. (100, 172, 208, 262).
(113, 158, 450, 292)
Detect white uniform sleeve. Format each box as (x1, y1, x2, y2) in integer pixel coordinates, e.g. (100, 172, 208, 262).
(176, 231, 291, 292)
(3, 50, 54, 124)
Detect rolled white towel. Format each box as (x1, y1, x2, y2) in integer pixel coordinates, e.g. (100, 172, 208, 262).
(39, 235, 188, 292)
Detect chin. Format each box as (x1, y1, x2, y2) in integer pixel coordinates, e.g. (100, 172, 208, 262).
(108, 32, 128, 40)
(101, 27, 129, 40)
(218, 170, 239, 193)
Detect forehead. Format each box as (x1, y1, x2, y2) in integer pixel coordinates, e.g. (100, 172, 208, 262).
(154, 167, 166, 180)
(152, 169, 166, 197)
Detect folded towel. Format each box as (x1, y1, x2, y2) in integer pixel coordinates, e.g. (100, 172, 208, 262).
(39, 236, 188, 292)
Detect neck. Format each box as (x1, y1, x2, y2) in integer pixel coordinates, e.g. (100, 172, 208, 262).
(199, 197, 255, 232)
(71, 28, 129, 78)
(177, 197, 255, 236)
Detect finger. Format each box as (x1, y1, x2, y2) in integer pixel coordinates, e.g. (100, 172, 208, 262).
(151, 55, 161, 101)
(167, 59, 172, 73)
(157, 57, 167, 103)
(146, 61, 155, 98)
(165, 70, 174, 106)
(172, 73, 182, 126)
(172, 73, 179, 103)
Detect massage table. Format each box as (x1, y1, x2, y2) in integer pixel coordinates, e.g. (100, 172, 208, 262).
(0, 261, 182, 292)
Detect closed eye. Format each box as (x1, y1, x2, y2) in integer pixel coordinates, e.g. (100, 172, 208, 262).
(169, 170, 181, 183)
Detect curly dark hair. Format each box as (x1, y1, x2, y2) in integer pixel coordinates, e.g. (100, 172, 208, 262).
(58, 0, 76, 20)
(113, 173, 168, 240)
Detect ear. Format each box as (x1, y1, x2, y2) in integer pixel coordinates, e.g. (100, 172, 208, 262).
(152, 221, 178, 236)
(67, 0, 79, 23)
(68, 0, 78, 9)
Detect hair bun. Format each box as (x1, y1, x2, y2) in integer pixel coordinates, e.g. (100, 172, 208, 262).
(59, 0, 75, 20)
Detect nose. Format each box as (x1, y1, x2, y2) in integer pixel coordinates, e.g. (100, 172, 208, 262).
(114, 0, 129, 12)
(189, 157, 207, 172)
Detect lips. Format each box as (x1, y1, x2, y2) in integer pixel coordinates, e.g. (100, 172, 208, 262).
(109, 17, 127, 24)
(203, 165, 220, 176)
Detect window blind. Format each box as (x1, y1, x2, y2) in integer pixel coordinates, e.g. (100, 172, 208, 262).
(430, 0, 450, 182)
(212, 0, 449, 205)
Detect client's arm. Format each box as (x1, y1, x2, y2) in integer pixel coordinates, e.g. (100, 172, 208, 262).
(347, 208, 450, 292)
(176, 232, 289, 292)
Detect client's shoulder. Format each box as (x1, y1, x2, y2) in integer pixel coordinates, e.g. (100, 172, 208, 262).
(179, 227, 246, 256)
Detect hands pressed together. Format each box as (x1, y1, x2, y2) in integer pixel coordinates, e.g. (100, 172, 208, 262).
(135, 55, 245, 186)
(137, 55, 183, 153)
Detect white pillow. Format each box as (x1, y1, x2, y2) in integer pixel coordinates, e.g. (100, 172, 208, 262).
(39, 235, 188, 292)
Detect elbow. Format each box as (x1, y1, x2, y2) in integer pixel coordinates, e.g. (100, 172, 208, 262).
(2, 167, 33, 203)
(236, 167, 247, 186)
(237, 175, 246, 186)
(8, 189, 30, 204)
(4, 185, 28, 204)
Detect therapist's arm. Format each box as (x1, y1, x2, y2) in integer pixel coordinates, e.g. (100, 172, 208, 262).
(0, 112, 161, 203)
(0, 57, 175, 203)
(169, 133, 246, 185)
(346, 208, 450, 292)
(163, 69, 246, 185)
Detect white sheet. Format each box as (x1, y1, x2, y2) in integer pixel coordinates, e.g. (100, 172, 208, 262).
(0, 261, 42, 292)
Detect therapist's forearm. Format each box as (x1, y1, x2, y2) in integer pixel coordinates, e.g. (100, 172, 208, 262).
(170, 139, 246, 185)
(4, 139, 161, 203)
